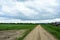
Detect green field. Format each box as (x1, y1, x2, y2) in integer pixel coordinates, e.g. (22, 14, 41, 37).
(41, 24, 60, 40)
(0, 23, 60, 40)
(0, 23, 37, 40)
(0, 23, 37, 30)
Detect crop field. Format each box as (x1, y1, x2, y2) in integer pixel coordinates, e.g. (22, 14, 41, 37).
(0, 23, 60, 40)
(41, 24, 60, 40)
(0, 23, 37, 40)
(0, 23, 37, 30)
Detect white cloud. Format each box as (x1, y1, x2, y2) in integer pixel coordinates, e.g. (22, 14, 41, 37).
(0, 0, 60, 22)
(1, 0, 39, 17)
(15, 2, 39, 17)
(24, 0, 58, 12)
(0, 12, 4, 15)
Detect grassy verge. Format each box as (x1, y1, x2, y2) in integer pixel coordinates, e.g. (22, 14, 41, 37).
(41, 24, 60, 40)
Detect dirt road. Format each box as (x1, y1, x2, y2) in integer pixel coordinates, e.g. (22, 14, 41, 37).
(23, 25, 57, 40)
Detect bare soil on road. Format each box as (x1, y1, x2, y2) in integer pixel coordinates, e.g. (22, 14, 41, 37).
(24, 25, 57, 40)
(0, 30, 26, 40)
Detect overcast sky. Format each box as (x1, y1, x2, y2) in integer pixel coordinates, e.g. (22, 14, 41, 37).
(0, 0, 60, 23)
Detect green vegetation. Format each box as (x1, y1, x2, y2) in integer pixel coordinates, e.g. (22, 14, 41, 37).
(41, 24, 60, 40)
(0, 23, 37, 40)
(0, 23, 37, 30)
(1, 23, 60, 40)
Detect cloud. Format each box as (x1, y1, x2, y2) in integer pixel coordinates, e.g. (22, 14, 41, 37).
(0, 17, 60, 23)
(0, 0, 60, 22)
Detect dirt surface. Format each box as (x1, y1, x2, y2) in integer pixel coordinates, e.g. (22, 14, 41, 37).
(24, 25, 57, 40)
(0, 30, 26, 40)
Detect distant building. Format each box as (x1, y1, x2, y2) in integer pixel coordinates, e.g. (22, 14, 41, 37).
(53, 22, 60, 26)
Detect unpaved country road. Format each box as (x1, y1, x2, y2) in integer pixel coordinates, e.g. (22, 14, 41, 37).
(24, 25, 57, 40)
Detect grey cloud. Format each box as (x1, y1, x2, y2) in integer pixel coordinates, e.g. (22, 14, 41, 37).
(0, 0, 60, 20)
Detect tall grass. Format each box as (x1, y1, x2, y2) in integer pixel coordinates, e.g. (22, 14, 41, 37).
(41, 24, 60, 40)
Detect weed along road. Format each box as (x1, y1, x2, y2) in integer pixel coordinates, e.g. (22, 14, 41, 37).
(23, 25, 57, 40)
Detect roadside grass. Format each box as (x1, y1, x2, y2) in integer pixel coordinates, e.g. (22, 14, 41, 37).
(41, 24, 60, 40)
(0, 23, 37, 40)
